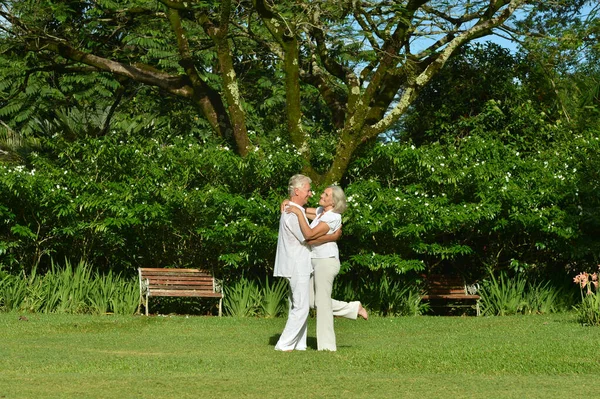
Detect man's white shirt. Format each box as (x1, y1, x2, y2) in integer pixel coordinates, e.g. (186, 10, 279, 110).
(273, 202, 311, 277)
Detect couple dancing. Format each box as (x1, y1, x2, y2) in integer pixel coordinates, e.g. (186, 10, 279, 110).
(273, 174, 368, 352)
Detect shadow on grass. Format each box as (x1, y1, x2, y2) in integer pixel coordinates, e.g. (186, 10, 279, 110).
(268, 334, 318, 350)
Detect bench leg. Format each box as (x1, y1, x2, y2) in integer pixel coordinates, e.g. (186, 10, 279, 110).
(218, 298, 222, 317)
(138, 288, 143, 315)
(145, 293, 149, 316)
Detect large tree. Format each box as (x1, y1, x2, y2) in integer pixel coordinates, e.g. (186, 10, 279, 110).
(0, 0, 592, 183)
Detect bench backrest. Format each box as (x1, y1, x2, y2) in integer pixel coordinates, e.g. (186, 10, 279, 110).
(425, 274, 467, 295)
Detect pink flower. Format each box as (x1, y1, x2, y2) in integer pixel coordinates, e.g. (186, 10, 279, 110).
(574, 272, 589, 288)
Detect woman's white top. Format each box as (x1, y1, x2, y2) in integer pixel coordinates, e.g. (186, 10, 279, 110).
(310, 206, 341, 260)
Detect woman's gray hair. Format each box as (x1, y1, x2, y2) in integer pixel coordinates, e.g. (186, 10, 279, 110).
(288, 174, 312, 197)
(329, 185, 347, 214)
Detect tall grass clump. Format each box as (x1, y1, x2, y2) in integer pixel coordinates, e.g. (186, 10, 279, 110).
(479, 271, 565, 316)
(221, 277, 289, 318)
(223, 277, 261, 317)
(0, 273, 27, 311)
(0, 259, 138, 315)
(573, 268, 600, 326)
(260, 277, 288, 318)
(222, 277, 290, 318)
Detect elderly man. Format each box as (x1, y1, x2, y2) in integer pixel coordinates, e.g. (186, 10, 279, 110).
(273, 174, 314, 351)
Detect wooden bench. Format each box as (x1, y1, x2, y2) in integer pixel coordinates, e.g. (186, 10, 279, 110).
(421, 274, 481, 316)
(138, 268, 223, 316)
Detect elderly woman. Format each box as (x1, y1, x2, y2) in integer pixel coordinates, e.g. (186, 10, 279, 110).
(285, 185, 368, 351)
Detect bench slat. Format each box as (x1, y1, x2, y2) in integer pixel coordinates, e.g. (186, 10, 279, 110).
(428, 290, 467, 294)
(144, 274, 213, 277)
(142, 277, 213, 285)
(142, 272, 213, 278)
(141, 268, 205, 272)
(149, 290, 223, 298)
(421, 294, 481, 300)
(427, 282, 466, 292)
(148, 284, 214, 291)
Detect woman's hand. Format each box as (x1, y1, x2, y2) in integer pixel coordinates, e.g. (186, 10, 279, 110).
(307, 225, 342, 245)
(280, 199, 290, 213)
(285, 205, 303, 217)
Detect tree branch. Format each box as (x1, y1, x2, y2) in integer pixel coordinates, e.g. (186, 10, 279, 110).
(366, 0, 526, 138)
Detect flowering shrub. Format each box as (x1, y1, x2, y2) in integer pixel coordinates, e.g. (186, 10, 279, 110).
(573, 268, 600, 326)
(0, 131, 300, 279)
(341, 99, 600, 279)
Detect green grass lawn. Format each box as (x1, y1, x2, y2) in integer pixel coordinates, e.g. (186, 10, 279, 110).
(1, 312, 598, 398)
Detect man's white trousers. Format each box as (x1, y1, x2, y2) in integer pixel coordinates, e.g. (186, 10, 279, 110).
(274, 273, 310, 351)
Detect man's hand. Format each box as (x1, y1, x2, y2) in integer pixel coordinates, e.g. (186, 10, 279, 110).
(331, 226, 342, 240)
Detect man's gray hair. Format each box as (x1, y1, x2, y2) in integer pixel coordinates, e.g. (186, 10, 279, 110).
(329, 185, 347, 214)
(288, 174, 312, 197)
